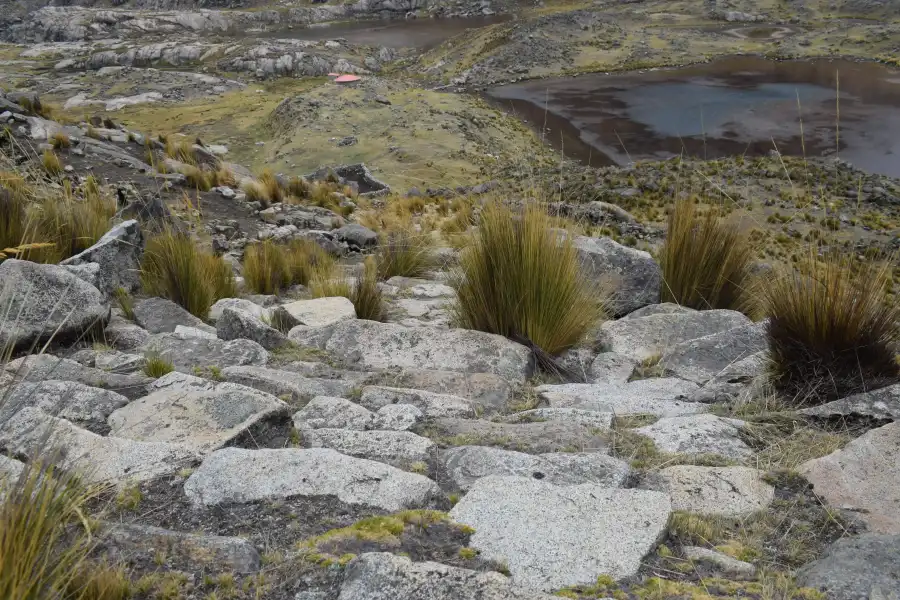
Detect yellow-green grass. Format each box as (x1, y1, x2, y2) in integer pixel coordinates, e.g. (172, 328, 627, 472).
(143, 353, 174, 378)
(376, 228, 437, 280)
(242, 239, 290, 295)
(350, 257, 384, 321)
(762, 249, 900, 404)
(660, 198, 754, 312)
(450, 201, 605, 356)
(140, 229, 236, 318)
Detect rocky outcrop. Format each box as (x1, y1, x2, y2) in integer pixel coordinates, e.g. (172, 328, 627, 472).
(797, 534, 900, 600)
(59, 220, 144, 296)
(573, 236, 661, 316)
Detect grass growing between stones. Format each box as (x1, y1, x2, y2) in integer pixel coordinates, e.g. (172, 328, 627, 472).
(244, 239, 337, 295)
(451, 202, 605, 356)
(376, 229, 437, 280)
(659, 198, 754, 312)
(140, 228, 236, 318)
(762, 249, 900, 404)
(143, 353, 174, 378)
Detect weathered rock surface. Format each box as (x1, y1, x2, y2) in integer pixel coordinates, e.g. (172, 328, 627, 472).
(338, 552, 559, 600)
(660, 321, 768, 384)
(59, 219, 144, 295)
(104, 316, 151, 350)
(689, 351, 768, 404)
(441, 445, 629, 491)
(0, 455, 25, 484)
(305, 429, 434, 468)
(0, 259, 109, 352)
(99, 523, 261, 574)
(574, 236, 661, 315)
(598, 309, 751, 361)
(536, 379, 704, 417)
(450, 476, 671, 590)
(133, 297, 215, 334)
(359, 386, 473, 418)
(107, 373, 289, 454)
(363, 368, 513, 413)
(183, 447, 440, 511)
(800, 383, 900, 421)
(208, 298, 271, 323)
(589, 352, 638, 384)
(797, 534, 900, 600)
(0, 407, 198, 485)
(0, 380, 129, 430)
(421, 417, 609, 454)
(373, 404, 423, 431)
(293, 396, 374, 430)
(5, 354, 151, 400)
(633, 414, 751, 459)
(143, 332, 268, 373)
(622, 303, 695, 320)
(289, 320, 531, 381)
(217, 307, 287, 350)
(222, 366, 354, 400)
(277, 296, 356, 329)
(799, 421, 900, 534)
(645, 466, 774, 516)
(506, 407, 613, 430)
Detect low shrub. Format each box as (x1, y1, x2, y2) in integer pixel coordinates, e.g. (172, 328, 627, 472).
(763, 250, 900, 403)
(141, 229, 235, 317)
(450, 202, 605, 356)
(659, 198, 753, 311)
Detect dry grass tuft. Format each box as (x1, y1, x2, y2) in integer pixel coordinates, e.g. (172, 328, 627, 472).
(140, 228, 235, 317)
(164, 137, 197, 166)
(143, 352, 174, 377)
(179, 165, 212, 192)
(213, 166, 238, 188)
(29, 189, 116, 263)
(113, 287, 135, 321)
(762, 250, 900, 404)
(660, 198, 754, 311)
(243, 240, 290, 295)
(376, 229, 436, 280)
(450, 202, 605, 356)
(350, 257, 384, 321)
(50, 132, 71, 149)
(41, 150, 62, 176)
(286, 238, 334, 286)
(259, 170, 284, 204)
(241, 180, 270, 207)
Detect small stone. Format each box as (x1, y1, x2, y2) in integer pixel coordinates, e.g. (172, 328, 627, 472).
(59, 219, 144, 295)
(660, 321, 767, 384)
(4, 354, 151, 400)
(293, 396, 374, 430)
(574, 236, 661, 316)
(143, 332, 268, 373)
(0, 380, 129, 430)
(209, 298, 270, 323)
(682, 546, 756, 577)
(505, 408, 613, 430)
(590, 352, 638, 384)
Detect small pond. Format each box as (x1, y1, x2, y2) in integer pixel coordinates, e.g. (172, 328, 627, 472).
(487, 57, 900, 177)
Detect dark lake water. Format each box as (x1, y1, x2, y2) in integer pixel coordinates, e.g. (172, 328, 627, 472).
(257, 15, 511, 49)
(487, 57, 900, 177)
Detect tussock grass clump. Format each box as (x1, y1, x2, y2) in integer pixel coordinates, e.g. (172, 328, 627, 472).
(350, 257, 384, 321)
(143, 353, 174, 377)
(376, 229, 436, 280)
(28, 190, 116, 263)
(259, 170, 284, 204)
(450, 202, 604, 356)
(41, 150, 62, 176)
(0, 187, 28, 257)
(213, 166, 238, 188)
(0, 460, 100, 600)
(141, 229, 235, 317)
(763, 250, 900, 404)
(179, 165, 212, 192)
(286, 238, 334, 286)
(50, 132, 71, 149)
(113, 287, 135, 321)
(660, 198, 754, 311)
(164, 137, 197, 166)
(243, 240, 290, 295)
(241, 180, 270, 207)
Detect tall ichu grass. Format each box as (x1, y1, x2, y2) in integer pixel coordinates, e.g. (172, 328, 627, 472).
(763, 250, 900, 404)
(659, 198, 754, 311)
(451, 202, 605, 356)
(376, 229, 437, 281)
(351, 257, 384, 321)
(141, 229, 235, 318)
(243, 240, 290, 295)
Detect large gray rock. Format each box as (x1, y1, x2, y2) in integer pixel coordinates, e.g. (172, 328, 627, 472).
(277, 297, 356, 329)
(208, 298, 271, 323)
(0, 380, 129, 430)
(0, 407, 198, 485)
(598, 309, 751, 361)
(99, 523, 260, 574)
(293, 396, 374, 430)
(796, 534, 900, 600)
(305, 429, 434, 468)
(536, 379, 704, 417)
(450, 476, 671, 590)
(689, 351, 768, 404)
(373, 404, 423, 431)
(660, 321, 768, 384)
(0, 259, 110, 352)
(183, 447, 440, 511)
(217, 307, 287, 350)
(222, 366, 354, 401)
(0, 455, 25, 485)
(362, 368, 513, 413)
(422, 417, 609, 454)
(799, 421, 900, 534)
(441, 446, 629, 491)
(338, 553, 559, 600)
(506, 408, 613, 430)
(633, 414, 751, 460)
(59, 220, 144, 295)
(622, 303, 695, 320)
(133, 297, 215, 334)
(4, 354, 151, 400)
(589, 352, 638, 384)
(359, 386, 473, 418)
(289, 320, 532, 382)
(333, 223, 378, 249)
(574, 236, 661, 315)
(800, 383, 900, 421)
(107, 372, 289, 454)
(143, 331, 268, 373)
(104, 316, 151, 350)
(645, 466, 774, 517)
